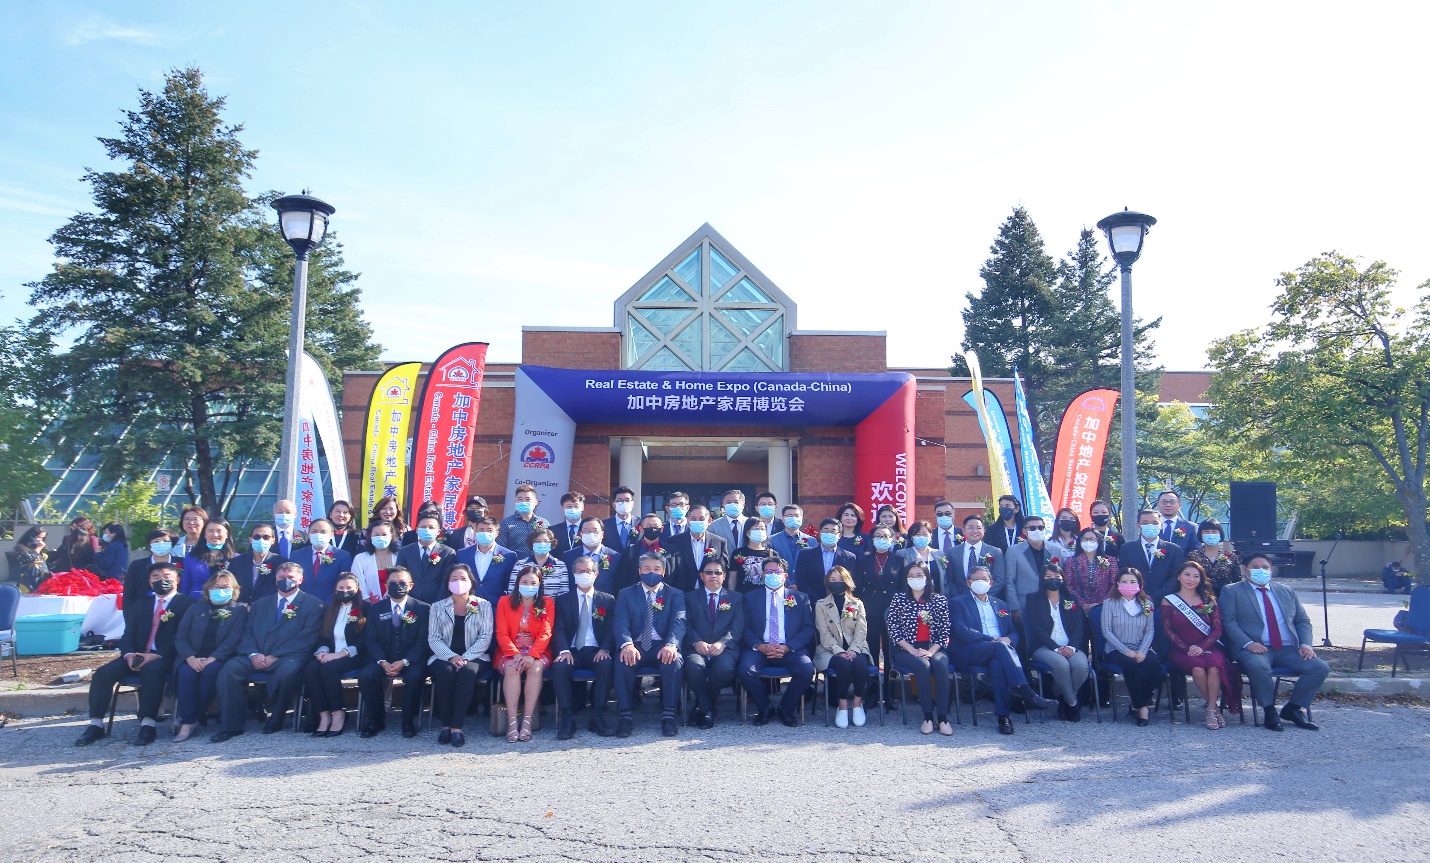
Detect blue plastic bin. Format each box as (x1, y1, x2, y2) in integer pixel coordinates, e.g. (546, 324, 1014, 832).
(15, 613, 87, 655)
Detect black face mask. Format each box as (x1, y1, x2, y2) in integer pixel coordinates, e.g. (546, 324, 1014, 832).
(827, 582, 847, 596)
(335, 590, 358, 603)
(151, 579, 174, 594)
(999, 507, 1015, 520)
(275, 577, 299, 593)
(465, 508, 482, 521)
(1091, 514, 1110, 527)
(642, 526, 662, 541)
(1042, 578, 1064, 593)
(387, 583, 409, 599)
(1058, 519, 1078, 533)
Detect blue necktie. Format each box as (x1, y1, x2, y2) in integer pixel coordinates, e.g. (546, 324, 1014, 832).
(276, 597, 287, 622)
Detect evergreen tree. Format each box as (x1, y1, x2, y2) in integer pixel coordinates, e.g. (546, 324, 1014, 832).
(26, 67, 380, 517)
(953, 206, 1057, 387)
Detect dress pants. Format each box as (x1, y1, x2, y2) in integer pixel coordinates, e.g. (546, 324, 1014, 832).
(175, 659, 227, 725)
(892, 649, 951, 718)
(1031, 647, 1090, 704)
(89, 656, 168, 720)
(301, 653, 366, 712)
(957, 641, 1030, 717)
(1102, 649, 1165, 708)
(552, 646, 615, 712)
(615, 645, 682, 717)
(356, 659, 429, 727)
(737, 648, 814, 715)
(1236, 646, 1330, 709)
(429, 658, 489, 730)
(683, 648, 738, 714)
(217, 655, 306, 732)
(825, 653, 872, 702)
(865, 602, 893, 703)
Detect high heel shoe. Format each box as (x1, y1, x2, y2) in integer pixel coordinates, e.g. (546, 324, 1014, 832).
(173, 723, 196, 743)
(1204, 706, 1219, 730)
(506, 716, 520, 743)
(518, 715, 533, 742)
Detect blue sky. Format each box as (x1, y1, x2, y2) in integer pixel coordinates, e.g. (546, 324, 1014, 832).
(2, 2, 1427, 371)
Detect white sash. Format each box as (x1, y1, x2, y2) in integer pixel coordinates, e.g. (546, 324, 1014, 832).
(1166, 593, 1211, 637)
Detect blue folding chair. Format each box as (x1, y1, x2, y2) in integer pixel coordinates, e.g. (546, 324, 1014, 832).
(956, 661, 1027, 727)
(819, 663, 887, 727)
(0, 584, 18, 678)
(739, 664, 810, 725)
(1359, 585, 1430, 677)
(1088, 605, 1162, 723)
(1029, 656, 1103, 724)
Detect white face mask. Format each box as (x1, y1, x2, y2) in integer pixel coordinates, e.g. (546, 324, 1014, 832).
(573, 572, 597, 589)
(308, 533, 331, 549)
(906, 577, 927, 592)
(581, 532, 601, 548)
(1026, 529, 1047, 543)
(1081, 540, 1100, 553)
(614, 500, 633, 516)
(969, 580, 992, 596)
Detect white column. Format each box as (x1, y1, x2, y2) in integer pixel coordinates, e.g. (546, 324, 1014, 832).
(619, 438, 644, 505)
(767, 439, 792, 506)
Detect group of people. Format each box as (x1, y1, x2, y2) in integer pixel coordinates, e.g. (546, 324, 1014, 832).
(75, 486, 1331, 748)
(11, 517, 132, 591)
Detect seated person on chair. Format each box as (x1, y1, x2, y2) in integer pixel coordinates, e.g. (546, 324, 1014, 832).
(552, 554, 617, 739)
(683, 556, 744, 730)
(1221, 552, 1329, 732)
(496, 564, 555, 743)
(612, 551, 686, 738)
(300, 573, 369, 737)
(1161, 560, 1242, 730)
(737, 556, 816, 728)
(1023, 562, 1090, 723)
(211, 561, 324, 742)
(358, 566, 431, 739)
(429, 565, 495, 747)
(814, 565, 873, 729)
(1098, 568, 1166, 727)
(173, 569, 248, 742)
(78, 562, 195, 747)
(949, 564, 1056, 735)
(886, 561, 953, 735)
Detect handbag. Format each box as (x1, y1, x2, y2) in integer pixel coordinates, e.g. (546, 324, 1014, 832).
(489, 703, 543, 736)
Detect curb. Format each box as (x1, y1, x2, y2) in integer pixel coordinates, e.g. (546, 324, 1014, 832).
(1321, 677, 1429, 696)
(0, 684, 89, 718)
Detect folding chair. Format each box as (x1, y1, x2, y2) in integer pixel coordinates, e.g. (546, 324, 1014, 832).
(739, 665, 810, 725)
(1359, 585, 1430, 677)
(819, 664, 886, 728)
(0, 584, 18, 677)
(1028, 656, 1103, 725)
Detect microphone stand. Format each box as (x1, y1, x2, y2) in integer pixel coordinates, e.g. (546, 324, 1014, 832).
(1318, 533, 1341, 648)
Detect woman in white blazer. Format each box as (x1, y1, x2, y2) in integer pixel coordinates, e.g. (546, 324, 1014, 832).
(814, 566, 874, 728)
(426, 565, 495, 746)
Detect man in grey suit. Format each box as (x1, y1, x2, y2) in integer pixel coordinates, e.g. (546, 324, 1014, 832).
(1221, 552, 1329, 731)
(211, 561, 325, 741)
(1003, 514, 1069, 621)
(707, 489, 747, 551)
(944, 515, 1007, 601)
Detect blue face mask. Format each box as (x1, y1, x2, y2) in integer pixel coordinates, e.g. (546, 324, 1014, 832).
(150, 541, 173, 557)
(518, 584, 540, 598)
(474, 531, 495, 546)
(820, 532, 838, 547)
(723, 503, 742, 519)
(668, 506, 687, 521)
(764, 572, 786, 590)
(1248, 568, 1272, 586)
(1140, 523, 1160, 540)
(532, 542, 552, 556)
(784, 517, 802, 531)
(936, 515, 954, 530)
(416, 527, 438, 543)
(514, 501, 535, 515)
(273, 513, 295, 529)
(563, 507, 583, 521)
(873, 537, 893, 552)
(250, 537, 273, 554)
(911, 535, 930, 549)
(688, 520, 707, 535)
(1201, 533, 1221, 546)
(757, 505, 776, 519)
(639, 570, 663, 587)
(208, 588, 234, 604)
(206, 541, 225, 550)
(370, 535, 391, 550)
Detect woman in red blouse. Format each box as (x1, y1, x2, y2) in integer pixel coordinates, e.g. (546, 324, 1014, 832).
(495, 564, 555, 742)
(1065, 527, 1118, 610)
(1161, 561, 1241, 729)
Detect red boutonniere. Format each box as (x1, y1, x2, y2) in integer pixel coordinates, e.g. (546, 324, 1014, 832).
(734, 554, 747, 567)
(542, 563, 556, 576)
(1062, 600, 1077, 611)
(996, 608, 1010, 618)
(894, 535, 906, 547)
(593, 606, 607, 621)
(428, 550, 442, 565)
(173, 559, 184, 570)
(783, 596, 796, 608)
(652, 598, 665, 612)
(982, 553, 995, 566)
(400, 610, 417, 625)
(348, 608, 361, 622)
(600, 554, 610, 570)
(257, 564, 272, 576)
(159, 609, 175, 623)
(795, 537, 809, 548)
(1197, 603, 1215, 617)
(466, 599, 481, 614)
(213, 608, 232, 621)
(841, 603, 857, 620)
(953, 536, 965, 546)
(853, 536, 864, 546)
(319, 550, 335, 565)
(1139, 599, 1153, 615)
(1173, 527, 1187, 538)
(1152, 548, 1166, 559)
(534, 603, 547, 617)
(491, 552, 505, 564)
(717, 601, 732, 612)
(1096, 556, 1113, 568)
(533, 517, 548, 528)
(283, 605, 298, 619)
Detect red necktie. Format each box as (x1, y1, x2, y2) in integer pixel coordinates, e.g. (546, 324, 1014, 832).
(147, 599, 165, 652)
(1258, 588, 1284, 650)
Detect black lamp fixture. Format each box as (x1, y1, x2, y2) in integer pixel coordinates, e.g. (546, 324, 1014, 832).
(1096, 208, 1157, 268)
(271, 191, 336, 259)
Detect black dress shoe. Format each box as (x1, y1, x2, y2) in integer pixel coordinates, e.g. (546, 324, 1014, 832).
(76, 725, 105, 746)
(751, 707, 773, 726)
(261, 720, 285, 734)
(1280, 704, 1318, 730)
(400, 724, 417, 739)
(359, 724, 381, 739)
(1135, 714, 1150, 727)
(557, 713, 576, 741)
(661, 718, 678, 737)
(1263, 706, 1284, 731)
(309, 728, 328, 738)
(324, 724, 346, 737)
(450, 731, 466, 747)
(589, 716, 616, 737)
(698, 713, 715, 730)
(437, 729, 452, 745)
(210, 730, 243, 743)
(997, 715, 1015, 735)
(687, 707, 704, 726)
(779, 709, 799, 728)
(1066, 703, 1081, 723)
(1016, 685, 1056, 711)
(616, 716, 634, 738)
(133, 726, 157, 746)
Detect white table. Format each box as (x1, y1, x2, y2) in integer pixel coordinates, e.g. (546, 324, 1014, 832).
(17, 593, 126, 640)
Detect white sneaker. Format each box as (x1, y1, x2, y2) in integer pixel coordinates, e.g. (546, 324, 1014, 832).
(835, 708, 849, 728)
(851, 706, 867, 727)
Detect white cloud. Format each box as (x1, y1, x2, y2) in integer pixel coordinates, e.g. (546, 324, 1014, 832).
(65, 14, 164, 46)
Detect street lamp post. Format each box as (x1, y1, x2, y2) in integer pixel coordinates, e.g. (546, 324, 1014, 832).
(1096, 208, 1156, 534)
(271, 192, 335, 506)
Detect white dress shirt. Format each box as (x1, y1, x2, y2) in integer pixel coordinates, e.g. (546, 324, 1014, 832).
(975, 595, 999, 637)
(763, 587, 787, 644)
(1049, 599, 1070, 647)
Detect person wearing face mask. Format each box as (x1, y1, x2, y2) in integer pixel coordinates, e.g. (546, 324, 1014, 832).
(603, 485, 640, 548)
(430, 565, 496, 746)
(612, 553, 687, 737)
(512, 526, 572, 598)
(681, 557, 743, 730)
(560, 516, 623, 594)
(753, 491, 787, 537)
(768, 504, 811, 565)
(886, 561, 954, 735)
(657, 490, 690, 543)
(401, 502, 446, 547)
(229, 524, 287, 604)
(123, 528, 181, 606)
(1117, 510, 1185, 601)
(1185, 517, 1243, 596)
(454, 515, 519, 606)
(357, 566, 431, 739)
(496, 483, 548, 551)
(1098, 569, 1165, 725)
(211, 561, 324, 742)
(944, 515, 1006, 601)
(351, 520, 398, 603)
(1004, 515, 1069, 622)
(294, 518, 354, 600)
(931, 501, 964, 556)
(613, 514, 672, 594)
(173, 570, 249, 742)
(446, 495, 490, 550)
(325, 500, 362, 557)
(860, 523, 907, 711)
(708, 489, 749, 551)
(93, 522, 130, 583)
(395, 513, 457, 603)
(1161, 561, 1242, 729)
(180, 517, 236, 598)
(668, 502, 729, 593)
(77, 562, 196, 746)
(795, 518, 859, 600)
(553, 491, 588, 557)
(1087, 499, 1123, 557)
(950, 565, 1056, 734)
(1024, 564, 1089, 722)
(1051, 509, 1081, 561)
(552, 555, 618, 739)
(738, 558, 815, 728)
(272, 499, 303, 558)
(985, 495, 1025, 553)
(1065, 527, 1118, 610)
(733, 516, 776, 593)
(894, 521, 949, 597)
(1220, 553, 1329, 731)
(814, 565, 873, 729)
(301, 574, 369, 736)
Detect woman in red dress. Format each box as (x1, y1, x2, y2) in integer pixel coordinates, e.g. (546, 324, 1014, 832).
(495, 564, 554, 742)
(1161, 560, 1242, 729)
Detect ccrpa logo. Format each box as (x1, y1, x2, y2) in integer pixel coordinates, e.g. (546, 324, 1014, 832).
(520, 441, 555, 470)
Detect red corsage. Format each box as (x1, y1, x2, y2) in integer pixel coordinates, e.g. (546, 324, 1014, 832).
(717, 601, 732, 612)
(652, 599, 665, 611)
(428, 551, 441, 565)
(996, 608, 1010, 618)
(593, 606, 607, 621)
(319, 550, 335, 565)
(400, 610, 417, 625)
(783, 596, 796, 608)
(491, 552, 505, 563)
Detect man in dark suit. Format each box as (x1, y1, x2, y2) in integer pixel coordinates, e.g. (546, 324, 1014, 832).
(666, 503, 729, 592)
(446, 495, 490, 551)
(948, 565, 1055, 734)
(396, 512, 458, 603)
(229, 523, 287, 604)
(121, 529, 181, 607)
(552, 555, 618, 739)
(357, 566, 430, 739)
(794, 519, 858, 600)
(453, 515, 517, 605)
(211, 561, 325, 741)
(931, 500, 964, 557)
(737, 557, 815, 727)
(1155, 490, 1199, 554)
(272, 498, 305, 559)
(293, 518, 352, 600)
(560, 516, 623, 595)
(944, 515, 1008, 600)
(657, 490, 690, 544)
(614, 513, 674, 594)
(77, 562, 195, 746)
(552, 491, 588, 557)
(683, 556, 744, 728)
(1118, 510, 1187, 600)
(752, 491, 787, 538)
(984, 494, 1025, 553)
(603, 485, 639, 549)
(612, 551, 686, 738)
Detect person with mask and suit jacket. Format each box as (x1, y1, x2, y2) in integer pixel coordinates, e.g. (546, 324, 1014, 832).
(611, 552, 686, 738)
(1118, 510, 1186, 601)
(295, 518, 352, 601)
(429, 565, 495, 747)
(271, 499, 305, 559)
(604, 486, 639, 549)
(944, 515, 1007, 601)
(682, 556, 744, 729)
(738, 556, 816, 728)
(1088, 499, 1124, 558)
(445, 496, 490, 551)
(893, 521, 950, 596)
(122, 529, 181, 607)
(1023, 562, 1090, 722)
(859, 523, 906, 710)
(230, 523, 287, 604)
(300, 573, 370, 737)
(1003, 514, 1069, 623)
(657, 490, 690, 543)
(768, 504, 812, 566)
(552, 491, 588, 557)
(77, 562, 196, 747)
(358, 566, 430, 739)
(886, 560, 953, 735)
(708, 489, 748, 551)
(1154, 490, 1199, 554)
(173, 569, 249, 742)
(949, 565, 1056, 734)
(667, 503, 729, 593)
(985, 494, 1025, 553)
(396, 512, 458, 603)
(453, 515, 518, 606)
(814, 565, 873, 729)
(1220, 552, 1330, 732)
(560, 516, 623, 594)
(211, 561, 325, 742)
(552, 554, 618, 739)
(794, 519, 859, 601)
(613, 514, 673, 594)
